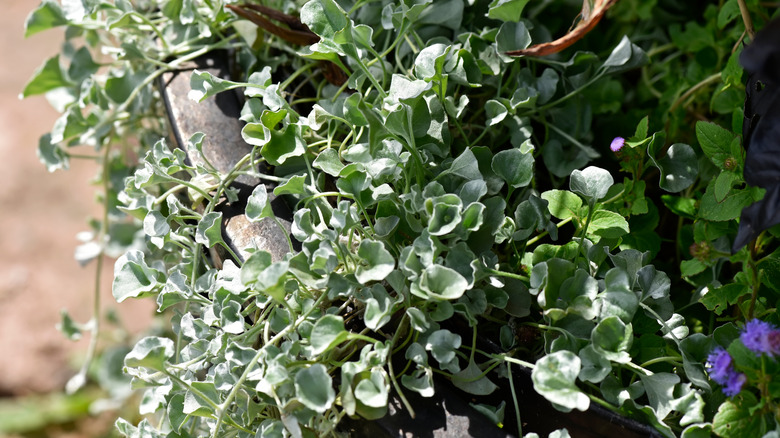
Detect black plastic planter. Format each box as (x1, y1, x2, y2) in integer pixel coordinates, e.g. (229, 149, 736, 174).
(158, 53, 664, 438)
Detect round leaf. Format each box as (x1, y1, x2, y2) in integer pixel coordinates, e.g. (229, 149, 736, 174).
(492, 148, 534, 188)
(570, 166, 614, 201)
(294, 364, 335, 413)
(531, 350, 590, 412)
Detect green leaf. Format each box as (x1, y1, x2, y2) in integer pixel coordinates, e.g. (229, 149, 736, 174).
(246, 184, 273, 222)
(24, 0, 67, 37)
(273, 174, 307, 196)
(700, 283, 749, 315)
(651, 143, 698, 193)
(195, 212, 224, 248)
(426, 194, 462, 236)
(485, 100, 508, 126)
(714, 171, 741, 203)
(531, 351, 590, 412)
(452, 358, 498, 395)
(598, 268, 638, 323)
(487, 0, 530, 22)
(441, 148, 482, 181)
(364, 284, 397, 330)
(425, 329, 462, 372)
(56, 309, 82, 341)
(698, 179, 757, 222)
(310, 315, 348, 354)
(491, 148, 534, 188)
(124, 336, 174, 371)
(37, 133, 69, 172)
(112, 250, 162, 303)
(495, 21, 531, 54)
(387, 74, 431, 103)
(21, 55, 70, 98)
(301, 0, 349, 41)
(696, 121, 738, 170)
(354, 370, 389, 408)
(414, 264, 469, 300)
(712, 392, 764, 438)
(639, 373, 680, 420)
(591, 316, 633, 363)
(570, 166, 614, 201)
(661, 195, 696, 219)
(588, 210, 629, 239)
(578, 345, 611, 383)
(758, 246, 780, 294)
(414, 43, 450, 82)
(541, 190, 583, 220)
(295, 364, 335, 414)
(188, 70, 244, 102)
(313, 148, 345, 177)
(355, 240, 395, 284)
(602, 36, 648, 74)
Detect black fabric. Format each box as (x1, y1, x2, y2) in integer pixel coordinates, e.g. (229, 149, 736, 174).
(733, 17, 780, 252)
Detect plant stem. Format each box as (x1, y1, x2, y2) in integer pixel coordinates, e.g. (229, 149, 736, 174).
(211, 291, 329, 437)
(737, 0, 756, 40)
(507, 361, 522, 436)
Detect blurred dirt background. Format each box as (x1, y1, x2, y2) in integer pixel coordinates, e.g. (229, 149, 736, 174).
(0, 0, 153, 403)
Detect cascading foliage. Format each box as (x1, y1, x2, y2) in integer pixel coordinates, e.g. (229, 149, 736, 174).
(23, 0, 780, 437)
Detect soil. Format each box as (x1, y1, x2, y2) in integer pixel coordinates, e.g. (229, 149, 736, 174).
(0, 0, 154, 398)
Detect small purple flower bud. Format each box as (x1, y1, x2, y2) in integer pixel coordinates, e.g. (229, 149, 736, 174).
(706, 347, 733, 384)
(722, 371, 747, 397)
(740, 319, 779, 356)
(610, 137, 625, 152)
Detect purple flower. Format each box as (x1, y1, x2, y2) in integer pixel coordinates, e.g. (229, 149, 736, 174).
(740, 319, 780, 356)
(610, 137, 625, 152)
(722, 371, 747, 397)
(707, 347, 733, 383)
(706, 347, 746, 397)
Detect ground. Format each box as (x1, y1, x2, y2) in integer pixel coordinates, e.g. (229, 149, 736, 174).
(0, 0, 153, 406)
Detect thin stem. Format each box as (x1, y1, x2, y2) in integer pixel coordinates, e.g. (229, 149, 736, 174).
(669, 72, 721, 113)
(211, 291, 329, 437)
(737, 0, 756, 40)
(507, 361, 522, 436)
(484, 268, 530, 283)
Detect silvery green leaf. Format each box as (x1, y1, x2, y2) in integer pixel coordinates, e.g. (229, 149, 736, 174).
(485, 99, 508, 126)
(113, 250, 163, 303)
(354, 370, 388, 408)
(487, 0, 530, 22)
(639, 372, 680, 420)
(492, 148, 534, 188)
(531, 351, 590, 412)
(495, 21, 531, 57)
(295, 364, 335, 414)
(598, 268, 638, 323)
(414, 264, 469, 300)
(452, 358, 498, 395)
(355, 239, 395, 284)
(591, 316, 633, 364)
(195, 212, 224, 248)
(386, 74, 431, 104)
(602, 36, 648, 74)
(570, 166, 614, 201)
(578, 345, 611, 383)
(188, 70, 244, 102)
(425, 329, 461, 368)
(124, 336, 174, 371)
(310, 315, 348, 354)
